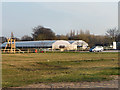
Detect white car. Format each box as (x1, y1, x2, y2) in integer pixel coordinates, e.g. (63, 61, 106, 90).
(89, 46, 104, 52)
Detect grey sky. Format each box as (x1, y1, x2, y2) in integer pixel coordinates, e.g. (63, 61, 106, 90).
(2, 2, 118, 38)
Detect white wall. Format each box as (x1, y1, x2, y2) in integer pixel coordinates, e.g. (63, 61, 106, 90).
(113, 42, 117, 49)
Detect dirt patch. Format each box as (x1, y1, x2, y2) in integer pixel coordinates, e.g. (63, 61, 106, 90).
(15, 75, 118, 88)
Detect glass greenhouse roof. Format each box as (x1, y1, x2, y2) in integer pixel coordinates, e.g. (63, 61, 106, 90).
(1, 40, 56, 48)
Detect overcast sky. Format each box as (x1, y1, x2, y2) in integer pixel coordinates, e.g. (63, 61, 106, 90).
(2, 2, 118, 38)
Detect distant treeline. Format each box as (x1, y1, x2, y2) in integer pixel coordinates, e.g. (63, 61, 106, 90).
(1, 25, 120, 47)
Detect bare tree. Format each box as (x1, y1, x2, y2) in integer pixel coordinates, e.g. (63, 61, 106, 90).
(32, 25, 56, 40)
(106, 28, 119, 42)
(0, 37, 7, 43)
(21, 35, 33, 41)
(11, 32, 14, 39)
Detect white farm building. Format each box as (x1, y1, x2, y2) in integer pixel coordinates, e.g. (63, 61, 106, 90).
(69, 40, 88, 49)
(52, 40, 77, 51)
(1, 40, 89, 51)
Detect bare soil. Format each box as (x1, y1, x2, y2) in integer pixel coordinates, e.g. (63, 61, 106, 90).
(17, 75, 118, 88)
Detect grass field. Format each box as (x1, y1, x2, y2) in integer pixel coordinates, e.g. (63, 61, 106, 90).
(2, 52, 119, 87)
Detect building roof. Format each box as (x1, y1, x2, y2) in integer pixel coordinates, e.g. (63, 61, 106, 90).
(1, 40, 88, 48)
(1, 40, 56, 48)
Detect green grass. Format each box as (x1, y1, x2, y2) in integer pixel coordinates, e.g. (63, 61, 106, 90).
(2, 52, 119, 87)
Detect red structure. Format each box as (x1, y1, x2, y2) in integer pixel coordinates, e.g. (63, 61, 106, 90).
(35, 49, 37, 53)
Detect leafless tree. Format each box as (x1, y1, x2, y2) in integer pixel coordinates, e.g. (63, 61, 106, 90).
(21, 35, 33, 41)
(32, 25, 56, 40)
(106, 28, 119, 42)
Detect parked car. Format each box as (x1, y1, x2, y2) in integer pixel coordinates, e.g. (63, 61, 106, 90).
(89, 46, 104, 52)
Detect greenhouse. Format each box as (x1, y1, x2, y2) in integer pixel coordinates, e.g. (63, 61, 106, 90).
(52, 40, 77, 51)
(1, 40, 88, 50)
(69, 40, 88, 49)
(1, 40, 56, 48)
